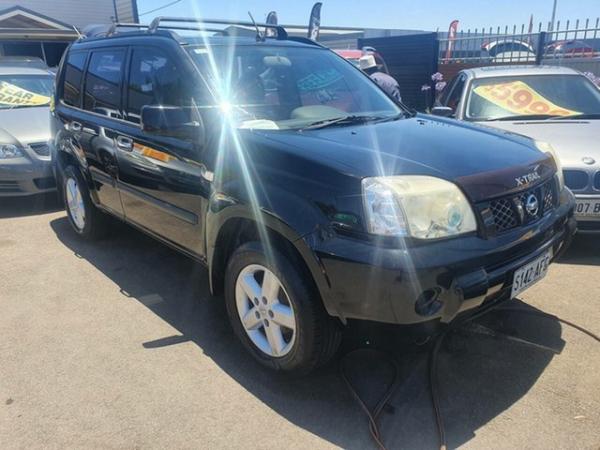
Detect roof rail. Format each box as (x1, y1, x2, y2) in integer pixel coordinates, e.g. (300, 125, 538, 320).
(147, 17, 288, 40)
(106, 22, 149, 36)
(105, 21, 227, 38)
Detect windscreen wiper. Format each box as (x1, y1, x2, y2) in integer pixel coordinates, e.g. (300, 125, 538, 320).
(551, 113, 600, 120)
(483, 114, 560, 122)
(300, 114, 391, 131)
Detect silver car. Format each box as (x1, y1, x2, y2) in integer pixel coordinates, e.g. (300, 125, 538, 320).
(433, 65, 600, 233)
(0, 63, 55, 196)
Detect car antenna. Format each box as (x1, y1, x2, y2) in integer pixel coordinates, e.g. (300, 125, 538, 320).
(247, 11, 264, 42)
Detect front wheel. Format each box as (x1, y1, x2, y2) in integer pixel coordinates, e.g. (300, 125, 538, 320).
(224, 242, 341, 374)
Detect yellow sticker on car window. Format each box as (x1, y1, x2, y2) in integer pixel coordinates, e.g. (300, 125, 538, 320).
(0, 81, 51, 106)
(474, 81, 578, 116)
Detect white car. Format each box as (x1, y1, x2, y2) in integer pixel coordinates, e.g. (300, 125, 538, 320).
(433, 65, 600, 232)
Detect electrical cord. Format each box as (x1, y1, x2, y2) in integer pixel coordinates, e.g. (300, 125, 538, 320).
(341, 300, 599, 450)
(340, 348, 402, 450)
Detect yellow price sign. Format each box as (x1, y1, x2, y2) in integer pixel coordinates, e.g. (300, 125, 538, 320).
(474, 80, 578, 117)
(0, 81, 51, 106)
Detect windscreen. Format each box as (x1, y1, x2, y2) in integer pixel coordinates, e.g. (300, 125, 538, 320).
(0, 74, 53, 109)
(466, 74, 600, 121)
(188, 45, 400, 130)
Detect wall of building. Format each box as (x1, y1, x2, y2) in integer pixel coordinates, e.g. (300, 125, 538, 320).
(114, 0, 138, 23)
(0, 0, 136, 28)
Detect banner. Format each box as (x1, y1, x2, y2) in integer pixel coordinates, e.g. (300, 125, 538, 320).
(473, 80, 578, 116)
(265, 11, 278, 38)
(445, 20, 459, 60)
(307, 2, 322, 41)
(0, 81, 51, 106)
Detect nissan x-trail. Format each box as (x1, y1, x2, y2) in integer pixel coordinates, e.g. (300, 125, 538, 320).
(51, 18, 576, 373)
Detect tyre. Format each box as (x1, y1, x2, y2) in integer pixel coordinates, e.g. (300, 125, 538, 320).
(224, 242, 341, 374)
(62, 165, 109, 240)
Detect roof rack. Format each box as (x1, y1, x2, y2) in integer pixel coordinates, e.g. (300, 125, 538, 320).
(106, 21, 227, 37)
(147, 17, 288, 40)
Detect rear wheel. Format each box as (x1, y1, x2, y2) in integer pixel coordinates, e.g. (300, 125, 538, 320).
(224, 242, 341, 374)
(62, 165, 109, 239)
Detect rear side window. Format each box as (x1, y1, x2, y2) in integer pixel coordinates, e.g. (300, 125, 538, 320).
(83, 49, 125, 117)
(62, 51, 87, 107)
(126, 47, 184, 124)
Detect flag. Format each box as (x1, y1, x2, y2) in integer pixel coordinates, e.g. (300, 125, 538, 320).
(445, 20, 459, 60)
(307, 2, 322, 41)
(265, 11, 277, 38)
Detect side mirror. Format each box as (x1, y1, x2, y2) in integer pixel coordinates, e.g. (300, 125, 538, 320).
(431, 106, 454, 117)
(141, 105, 202, 141)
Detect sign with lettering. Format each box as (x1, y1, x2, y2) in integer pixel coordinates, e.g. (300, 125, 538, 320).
(474, 81, 578, 117)
(0, 81, 51, 106)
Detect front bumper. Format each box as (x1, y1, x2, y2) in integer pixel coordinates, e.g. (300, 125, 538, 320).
(312, 189, 576, 325)
(573, 194, 600, 233)
(0, 154, 55, 196)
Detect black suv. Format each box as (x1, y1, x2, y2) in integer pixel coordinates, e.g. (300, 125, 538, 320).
(51, 18, 576, 373)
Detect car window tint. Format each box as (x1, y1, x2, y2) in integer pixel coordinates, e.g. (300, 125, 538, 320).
(126, 48, 184, 124)
(83, 49, 124, 117)
(63, 52, 87, 107)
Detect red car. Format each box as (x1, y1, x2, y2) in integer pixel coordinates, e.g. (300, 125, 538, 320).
(334, 47, 390, 73)
(545, 40, 596, 58)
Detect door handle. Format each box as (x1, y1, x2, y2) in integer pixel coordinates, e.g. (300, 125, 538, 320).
(69, 121, 82, 132)
(115, 136, 133, 152)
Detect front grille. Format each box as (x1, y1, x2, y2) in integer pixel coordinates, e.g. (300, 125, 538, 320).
(564, 170, 588, 190)
(29, 142, 50, 157)
(480, 178, 557, 235)
(0, 180, 21, 193)
(595, 171, 600, 190)
(490, 198, 518, 231)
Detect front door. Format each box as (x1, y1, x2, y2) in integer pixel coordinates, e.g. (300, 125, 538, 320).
(115, 46, 210, 256)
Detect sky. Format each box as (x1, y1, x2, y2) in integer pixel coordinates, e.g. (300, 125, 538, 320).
(136, 0, 599, 32)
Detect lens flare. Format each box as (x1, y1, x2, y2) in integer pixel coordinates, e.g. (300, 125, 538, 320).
(189, 4, 277, 265)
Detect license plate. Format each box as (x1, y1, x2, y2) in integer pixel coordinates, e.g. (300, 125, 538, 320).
(511, 249, 553, 299)
(575, 199, 600, 218)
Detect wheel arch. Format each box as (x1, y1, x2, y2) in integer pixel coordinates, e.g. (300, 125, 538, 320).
(207, 209, 336, 318)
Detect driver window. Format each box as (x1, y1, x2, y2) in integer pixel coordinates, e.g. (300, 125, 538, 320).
(126, 47, 186, 124)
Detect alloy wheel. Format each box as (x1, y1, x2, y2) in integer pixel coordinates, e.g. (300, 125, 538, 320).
(235, 264, 297, 357)
(66, 177, 86, 231)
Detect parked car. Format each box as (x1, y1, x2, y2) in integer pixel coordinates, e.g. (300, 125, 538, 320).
(52, 19, 575, 374)
(433, 65, 600, 232)
(334, 47, 390, 73)
(0, 61, 55, 196)
(481, 40, 536, 63)
(545, 40, 596, 58)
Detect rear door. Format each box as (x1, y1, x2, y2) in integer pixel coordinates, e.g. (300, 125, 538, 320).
(78, 47, 127, 217)
(115, 45, 210, 256)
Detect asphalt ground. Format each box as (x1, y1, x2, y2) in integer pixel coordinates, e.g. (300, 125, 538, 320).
(1, 194, 599, 449)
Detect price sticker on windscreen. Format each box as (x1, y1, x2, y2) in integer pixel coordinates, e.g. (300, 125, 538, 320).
(0, 81, 51, 106)
(473, 80, 579, 117)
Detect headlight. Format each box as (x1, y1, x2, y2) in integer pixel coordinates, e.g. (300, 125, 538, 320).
(536, 141, 564, 191)
(0, 144, 23, 159)
(362, 176, 477, 239)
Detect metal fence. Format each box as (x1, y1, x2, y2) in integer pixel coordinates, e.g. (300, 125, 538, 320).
(438, 18, 600, 65)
